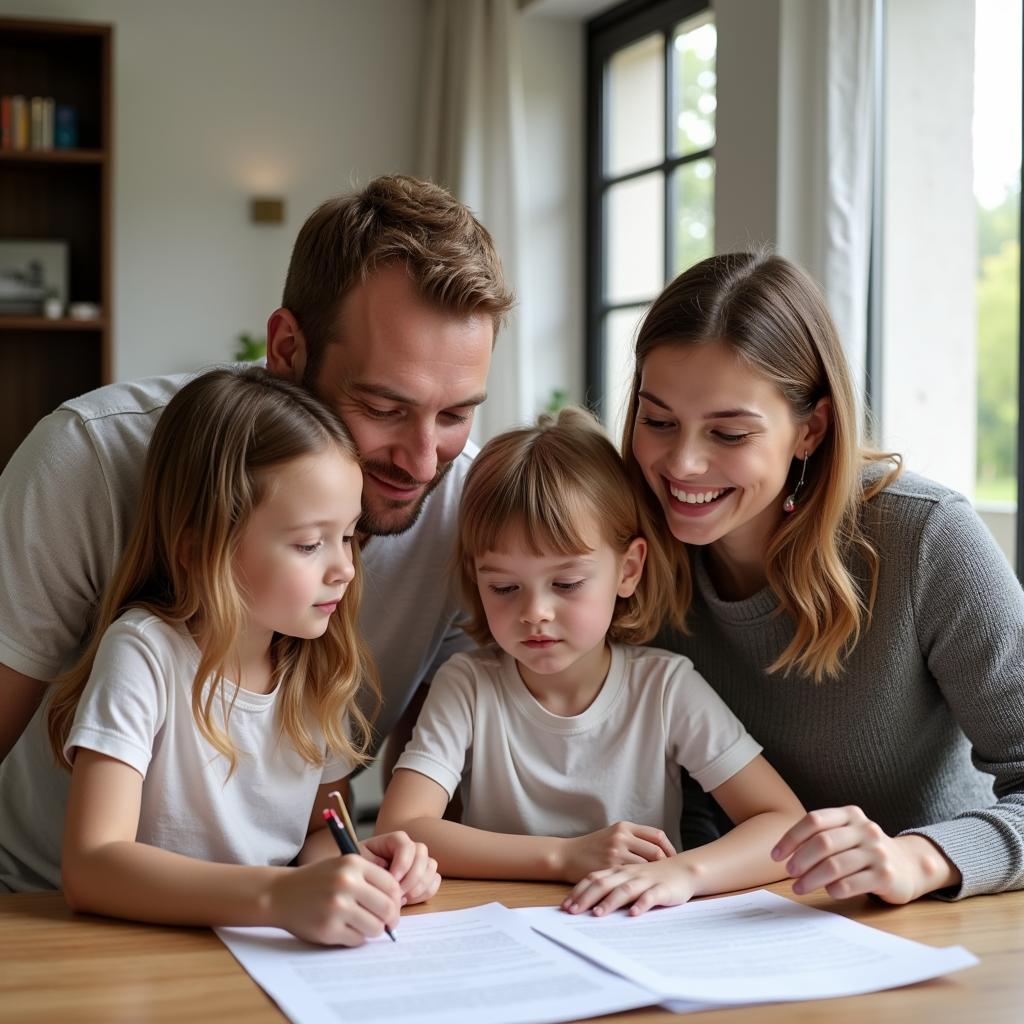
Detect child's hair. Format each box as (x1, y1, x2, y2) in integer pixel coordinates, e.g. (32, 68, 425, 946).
(620, 250, 901, 681)
(47, 367, 379, 774)
(455, 406, 675, 646)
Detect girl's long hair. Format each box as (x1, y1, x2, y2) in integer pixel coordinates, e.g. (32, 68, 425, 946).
(455, 406, 676, 646)
(621, 251, 901, 681)
(48, 367, 379, 773)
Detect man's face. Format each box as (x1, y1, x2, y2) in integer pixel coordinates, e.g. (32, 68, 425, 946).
(308, 263, 493, 536)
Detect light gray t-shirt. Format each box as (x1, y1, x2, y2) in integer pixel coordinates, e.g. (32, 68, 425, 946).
(395, 643, 763, 851)
(0, 608, 350, 891)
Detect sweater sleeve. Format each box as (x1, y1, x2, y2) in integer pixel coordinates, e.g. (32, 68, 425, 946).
(904, 490, 1024, 898)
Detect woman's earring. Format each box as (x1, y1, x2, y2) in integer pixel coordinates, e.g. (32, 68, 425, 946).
(782, 453, 809, 514)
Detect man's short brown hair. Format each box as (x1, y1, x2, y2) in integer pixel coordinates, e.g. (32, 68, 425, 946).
(282, 175, 514, 376)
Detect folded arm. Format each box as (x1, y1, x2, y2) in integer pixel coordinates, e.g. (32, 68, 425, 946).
(565, 755, 805, 915)
(376, 768, 676, 883)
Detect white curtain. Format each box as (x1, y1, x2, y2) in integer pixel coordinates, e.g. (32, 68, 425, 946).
(778, 0, 877, 408)
(419, 0, 531, 442)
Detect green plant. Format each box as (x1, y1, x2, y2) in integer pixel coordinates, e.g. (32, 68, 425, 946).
(544, 388, 569, 414)
(234, 331, 267, 362)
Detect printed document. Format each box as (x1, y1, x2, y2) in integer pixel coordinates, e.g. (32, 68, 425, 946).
(522, 889, 978, 1007)
(217, 902, 653, 1024)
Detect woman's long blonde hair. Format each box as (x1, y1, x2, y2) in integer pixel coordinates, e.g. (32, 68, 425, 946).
(48, 367, 379, 773)
(455, 406, 676, 646)
(621, 252, 901, 681)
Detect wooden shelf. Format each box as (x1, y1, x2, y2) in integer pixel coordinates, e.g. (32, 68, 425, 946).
(0, 148, 105, 164)
(0, 16, 112, 467)
(0, 315, 106, 331)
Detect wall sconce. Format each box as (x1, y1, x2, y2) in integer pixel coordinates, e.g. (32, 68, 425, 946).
(250, 197, 285, 224)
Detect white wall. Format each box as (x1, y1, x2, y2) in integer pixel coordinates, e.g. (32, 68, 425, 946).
(519, 15, 585, 414)
(881, 0, 976, 498)
(0, 0, 425, 381)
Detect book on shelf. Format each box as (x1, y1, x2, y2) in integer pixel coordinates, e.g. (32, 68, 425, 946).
(1, 96, 58, 151)
(54, 104, 78, 149)
(10, 95, 27, 151)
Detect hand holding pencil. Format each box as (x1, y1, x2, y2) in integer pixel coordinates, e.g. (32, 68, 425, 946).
(328, 790, 441, 912)
(267, 844, 403, 947)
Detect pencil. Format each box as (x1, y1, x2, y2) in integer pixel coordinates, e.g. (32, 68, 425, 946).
(322, 808, 397, 942)
(328, 789, 358, 841)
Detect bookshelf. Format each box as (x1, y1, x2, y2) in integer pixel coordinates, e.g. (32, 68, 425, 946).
(0, 17, 112, 468)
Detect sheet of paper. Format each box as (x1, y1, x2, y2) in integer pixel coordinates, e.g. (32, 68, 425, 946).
(521, 889, 978, 1006)
(217, 902, 655, 1024)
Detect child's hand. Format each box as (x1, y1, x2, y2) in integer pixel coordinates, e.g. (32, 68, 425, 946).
(771, 806, 960, 904)
(560, 821, 676, 882)
(362, 830, 441, 906)
(562, 857, 697, 917)
(270, 855, 402, 945)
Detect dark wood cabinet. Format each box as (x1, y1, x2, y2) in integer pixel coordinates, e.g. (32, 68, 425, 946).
(0, 17, 112, 467)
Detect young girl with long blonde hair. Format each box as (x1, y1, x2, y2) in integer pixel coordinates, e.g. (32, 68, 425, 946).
(0, 367, 438, 943)
(377, 406, 804, 916)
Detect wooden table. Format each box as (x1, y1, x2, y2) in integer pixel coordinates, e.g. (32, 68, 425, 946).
(1, 880, 1021, 1023)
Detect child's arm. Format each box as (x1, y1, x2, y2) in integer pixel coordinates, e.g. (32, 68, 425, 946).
(377, 767, 676, 882)
(563, 754, 804, 916)
(62, 750, 403, 945)
(296, 780, 441, 905)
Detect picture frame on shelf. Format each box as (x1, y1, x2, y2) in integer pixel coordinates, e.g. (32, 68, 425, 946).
(0, 239, 69, 316)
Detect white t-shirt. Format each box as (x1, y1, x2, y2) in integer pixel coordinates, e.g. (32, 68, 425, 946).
(0, 609, 349, 891)
(395, 643, 763, 851)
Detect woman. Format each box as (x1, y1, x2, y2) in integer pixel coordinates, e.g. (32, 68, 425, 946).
(623, 251, 1024, 903)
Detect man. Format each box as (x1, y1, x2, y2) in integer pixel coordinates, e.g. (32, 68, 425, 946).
(0, 176, 512, 863)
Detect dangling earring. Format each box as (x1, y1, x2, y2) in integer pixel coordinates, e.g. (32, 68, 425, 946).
(782, 452, 809, 513)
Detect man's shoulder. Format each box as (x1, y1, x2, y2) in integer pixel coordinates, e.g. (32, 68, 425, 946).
(60, 371, 192, 425)
(33, 371, 195, 473)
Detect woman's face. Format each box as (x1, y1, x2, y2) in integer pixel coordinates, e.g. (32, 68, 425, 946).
(632, 340, 821, 556)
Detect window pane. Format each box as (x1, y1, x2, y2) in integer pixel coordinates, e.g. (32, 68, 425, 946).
(603, 305, 649, 444)
(671, 157, 714, 275)
(671, 14, 716, 157)
(605, 172, 664, 304)
(606, 32, 664, 178)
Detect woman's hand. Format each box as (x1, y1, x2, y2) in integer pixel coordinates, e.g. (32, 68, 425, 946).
(772, 806, 961, 904)
(270, 855, 403, 945)
(562, 857, 697, 917)
(362, 830, 441, 906)
(559, 821, 676, 883)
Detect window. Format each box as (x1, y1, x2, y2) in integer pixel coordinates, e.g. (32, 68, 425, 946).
(586, 0, 716, 441)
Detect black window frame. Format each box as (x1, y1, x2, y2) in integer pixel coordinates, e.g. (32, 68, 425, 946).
(585, 0, 713, 424)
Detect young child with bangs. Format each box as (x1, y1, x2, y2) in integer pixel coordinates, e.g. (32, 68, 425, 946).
(376, 406, 804, 917)
(0, 367, 438, 944)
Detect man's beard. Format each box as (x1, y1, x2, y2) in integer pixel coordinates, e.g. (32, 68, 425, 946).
(358, 458, 454, 536)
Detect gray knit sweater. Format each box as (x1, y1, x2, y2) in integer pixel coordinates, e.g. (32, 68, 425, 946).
(658, 471, 1024, 899)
